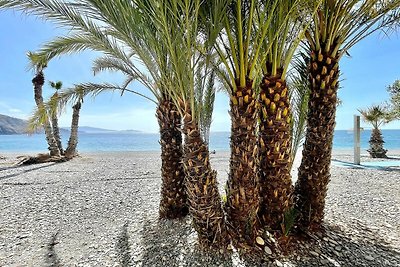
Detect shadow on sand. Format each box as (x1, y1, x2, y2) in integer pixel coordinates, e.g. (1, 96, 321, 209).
(45, 231, 61, 267)
(116, 222, 132, 267)
(139, 217, 233, 267)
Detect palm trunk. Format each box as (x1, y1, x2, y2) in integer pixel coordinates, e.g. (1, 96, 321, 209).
(294, 49, 340, 230)
(368, 128, 387, 158)
(258, 73, 293, 232)
(182, 105, 228, 248)
(65, 101, 81, 159)
(32, 72, 60, 157)
(156, 99, 188, 219)
(51, 96, 64, 155)
(225, 79, 259, 249)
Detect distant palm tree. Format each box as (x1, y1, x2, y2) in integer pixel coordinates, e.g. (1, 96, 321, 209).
(359, 105, 394, 158)
(27, 51, 60, 157)
(49, 81, 64, 155)
(295, 0, 400, 230)
(64, 87, 83, 159)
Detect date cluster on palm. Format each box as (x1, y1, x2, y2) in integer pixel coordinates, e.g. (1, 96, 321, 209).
(226, 80, 259, 249)
(157, 100, 188, 219)
(295, 49, 340, 229)
(182, 104, 228, 248)
(258, 75, 293, 231)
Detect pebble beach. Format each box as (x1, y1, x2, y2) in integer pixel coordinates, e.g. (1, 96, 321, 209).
(0, 150, 399, 266)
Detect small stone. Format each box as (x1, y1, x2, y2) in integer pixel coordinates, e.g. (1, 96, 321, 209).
(335, 245, 342, 251)
(310, 251, 319, 257)
(364, 255, 374, 261)
(275, 260, 283, 267)
(256, 236, 265, 246)
(264, 246, 272, 255)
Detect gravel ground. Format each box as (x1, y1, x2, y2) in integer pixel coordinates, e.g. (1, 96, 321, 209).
(0, 150, 399, 266)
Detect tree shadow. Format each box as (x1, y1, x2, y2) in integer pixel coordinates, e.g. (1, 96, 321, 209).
(289, 220, 400, 267)
(140, 217, 234, 267)
(0, 162, 57, 181)
(116, 222, 132, 267)
(44, 231, 61, 267)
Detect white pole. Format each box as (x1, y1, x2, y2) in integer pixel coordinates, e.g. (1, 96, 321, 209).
(354, 115, 361, 165)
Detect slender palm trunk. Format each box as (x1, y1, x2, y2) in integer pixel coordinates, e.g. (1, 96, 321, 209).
(182, 105, 228, 248)
(51, 96, 64, 155)
(156, 99, 188, 219)
(294, 49, 340, 230)
(32, 72, 60, 157)
(258, 73, 293, 231)
(225, 79, 259, 248)
(65, 101, 81, 159)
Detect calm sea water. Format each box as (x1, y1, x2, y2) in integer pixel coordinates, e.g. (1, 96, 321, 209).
(0, 130, 399, 152)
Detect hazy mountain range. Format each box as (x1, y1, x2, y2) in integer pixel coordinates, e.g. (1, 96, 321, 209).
(0, 114, 141, 135)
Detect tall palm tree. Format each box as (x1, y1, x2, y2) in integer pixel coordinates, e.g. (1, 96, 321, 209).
(27, 51, 61, 157)
(294, 0, 400, 230)
(49, 80, 64, 155)
(210, 0, 281, 249)
(257, 0, 315, 233)
(2, 0, 188, 220)
(140, 0, 229, 248)
(359, 104, 394, 158)
(64, 86, 83, 159)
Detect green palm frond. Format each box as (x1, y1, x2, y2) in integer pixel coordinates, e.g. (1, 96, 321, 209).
(26, 51, 48, 73)
(358, 104, 394, 129)
(288, 52, 310, 163)
(49, 80, 63, 90)
(305, 0, 400, 60)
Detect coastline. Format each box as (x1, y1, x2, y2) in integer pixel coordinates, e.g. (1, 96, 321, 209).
(1, 151, 399, 266)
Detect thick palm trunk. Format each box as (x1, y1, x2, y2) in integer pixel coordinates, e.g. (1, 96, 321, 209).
(258, 74, 293, 232)
(294, 49, 340, 230)
(225, 80, 259, 249)
(182, 106, 228, 248)
(32, 73, 60, 157)
(156, 99, 188, 219)
(65, 101, 81, 159)
(368, 128, 387, 158)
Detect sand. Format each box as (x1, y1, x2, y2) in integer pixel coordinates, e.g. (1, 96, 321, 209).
(0, 150, 399, 266)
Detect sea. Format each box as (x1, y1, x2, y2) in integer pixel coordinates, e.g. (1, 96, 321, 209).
(0, 130, 399, 153)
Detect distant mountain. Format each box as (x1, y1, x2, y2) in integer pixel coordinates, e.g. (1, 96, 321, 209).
(0, 114, 28, 134)
(70, 126, 117, 134)
(0, 114, 142, 135)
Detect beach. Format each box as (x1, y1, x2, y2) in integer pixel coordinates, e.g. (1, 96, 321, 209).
(0, 151, 399, 266)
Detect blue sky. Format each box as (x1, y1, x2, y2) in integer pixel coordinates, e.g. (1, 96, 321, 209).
(1, 10, 400, 133)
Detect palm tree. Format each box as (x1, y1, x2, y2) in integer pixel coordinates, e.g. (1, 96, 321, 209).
(211, 0, 279, 248)
(64, 86, 83, 159)
(141, 0, 229, 248)
(359, 104, 394, 158)
(27, 51, 61, 157)
(294, 0, 400, 230)
(49, 81, 64, 155)
(257, 0, 315, 233)
(2, 0, 188, 220)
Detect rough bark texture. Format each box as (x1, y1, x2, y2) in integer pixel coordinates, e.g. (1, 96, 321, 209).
(156, 100, 188, 219)
(258, 73, 293, 232)
(51, 95, 64, 155)
(32, 73, 60, 157)
(225, 79, 259, 249)
(294, 49, 340, 230)
(65, 101, 81, 159)
(182, 105, 228, 249)
(368, 128, 387, 158)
